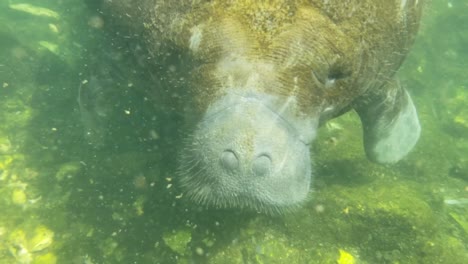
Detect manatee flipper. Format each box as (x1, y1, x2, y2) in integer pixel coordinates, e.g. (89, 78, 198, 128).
(354, 78, 420, 164)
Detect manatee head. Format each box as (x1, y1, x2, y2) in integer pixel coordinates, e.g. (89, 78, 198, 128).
(178, 89, 318, 213)
(170, 4, 345, 213)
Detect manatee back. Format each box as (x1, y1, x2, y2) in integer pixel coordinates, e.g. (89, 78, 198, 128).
(96, 0, 424, 112)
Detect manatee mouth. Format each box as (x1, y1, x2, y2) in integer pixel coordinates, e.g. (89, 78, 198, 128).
(178, 92, 315, 214)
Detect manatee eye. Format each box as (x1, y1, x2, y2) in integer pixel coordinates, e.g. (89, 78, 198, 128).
(312, 64, 350, 88)
(327, 65, 351, 82)
(312, 69, 339, 89)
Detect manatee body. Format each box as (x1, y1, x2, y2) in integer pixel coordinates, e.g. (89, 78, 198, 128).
(97, 0, 423, 213)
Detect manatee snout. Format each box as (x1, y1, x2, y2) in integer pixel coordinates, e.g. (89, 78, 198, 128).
(179, 92, 316, 213)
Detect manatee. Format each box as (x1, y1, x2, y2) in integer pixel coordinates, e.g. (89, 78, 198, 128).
(91, 0, 423, 213)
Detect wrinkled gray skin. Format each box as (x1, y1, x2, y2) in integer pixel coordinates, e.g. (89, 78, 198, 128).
(178, 91, 318, 212)
(91, 0, 424, 213)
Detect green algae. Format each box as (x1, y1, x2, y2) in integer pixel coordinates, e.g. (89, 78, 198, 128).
(32, 252, 57, 264)
(163, 229, 192, 256)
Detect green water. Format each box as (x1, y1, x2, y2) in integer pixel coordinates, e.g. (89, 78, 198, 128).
(0, 1, 467, 263)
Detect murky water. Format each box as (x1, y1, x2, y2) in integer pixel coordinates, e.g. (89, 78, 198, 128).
(0, 1, 467, 263)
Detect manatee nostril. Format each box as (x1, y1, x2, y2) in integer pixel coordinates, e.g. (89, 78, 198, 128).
(220, 150, 239, 171)
(252, 154, 272, 177)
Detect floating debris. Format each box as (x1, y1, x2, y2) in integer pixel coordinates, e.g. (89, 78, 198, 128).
(9, 3, 59, 19)
(38, 41, 59, 55)
(48, 23, 59, 33)
(444, 198, 468, 206)
(326, 121, 344, 132)
(449, 212, 468, 234)
(28, 196, 42, 205)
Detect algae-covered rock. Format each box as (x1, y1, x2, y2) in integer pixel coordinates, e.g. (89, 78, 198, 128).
(33, 252, 57, 264)
(206, 222, 335, 264)
(337, 249, 356, 264)
(0, 97, 33, 130)
(284, 178, 437, 263)
(0, 155, 15, 170)
(11, 188, 27, 205)
(445, 86, 468, 134)
(29, 225, 54, 252)
(207, 228, 306, 264)
(248, 233, 303, 264)
(6, 225, 55, 263)
(7, 228, 33, 264)
(8, 228, 28, 247)
(99, 237, 123, 261)
(132, 195, 146, 216)
(0, 136, 13, 154)
(163, 229, 192, 256)
(420, 234, 468, 263)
